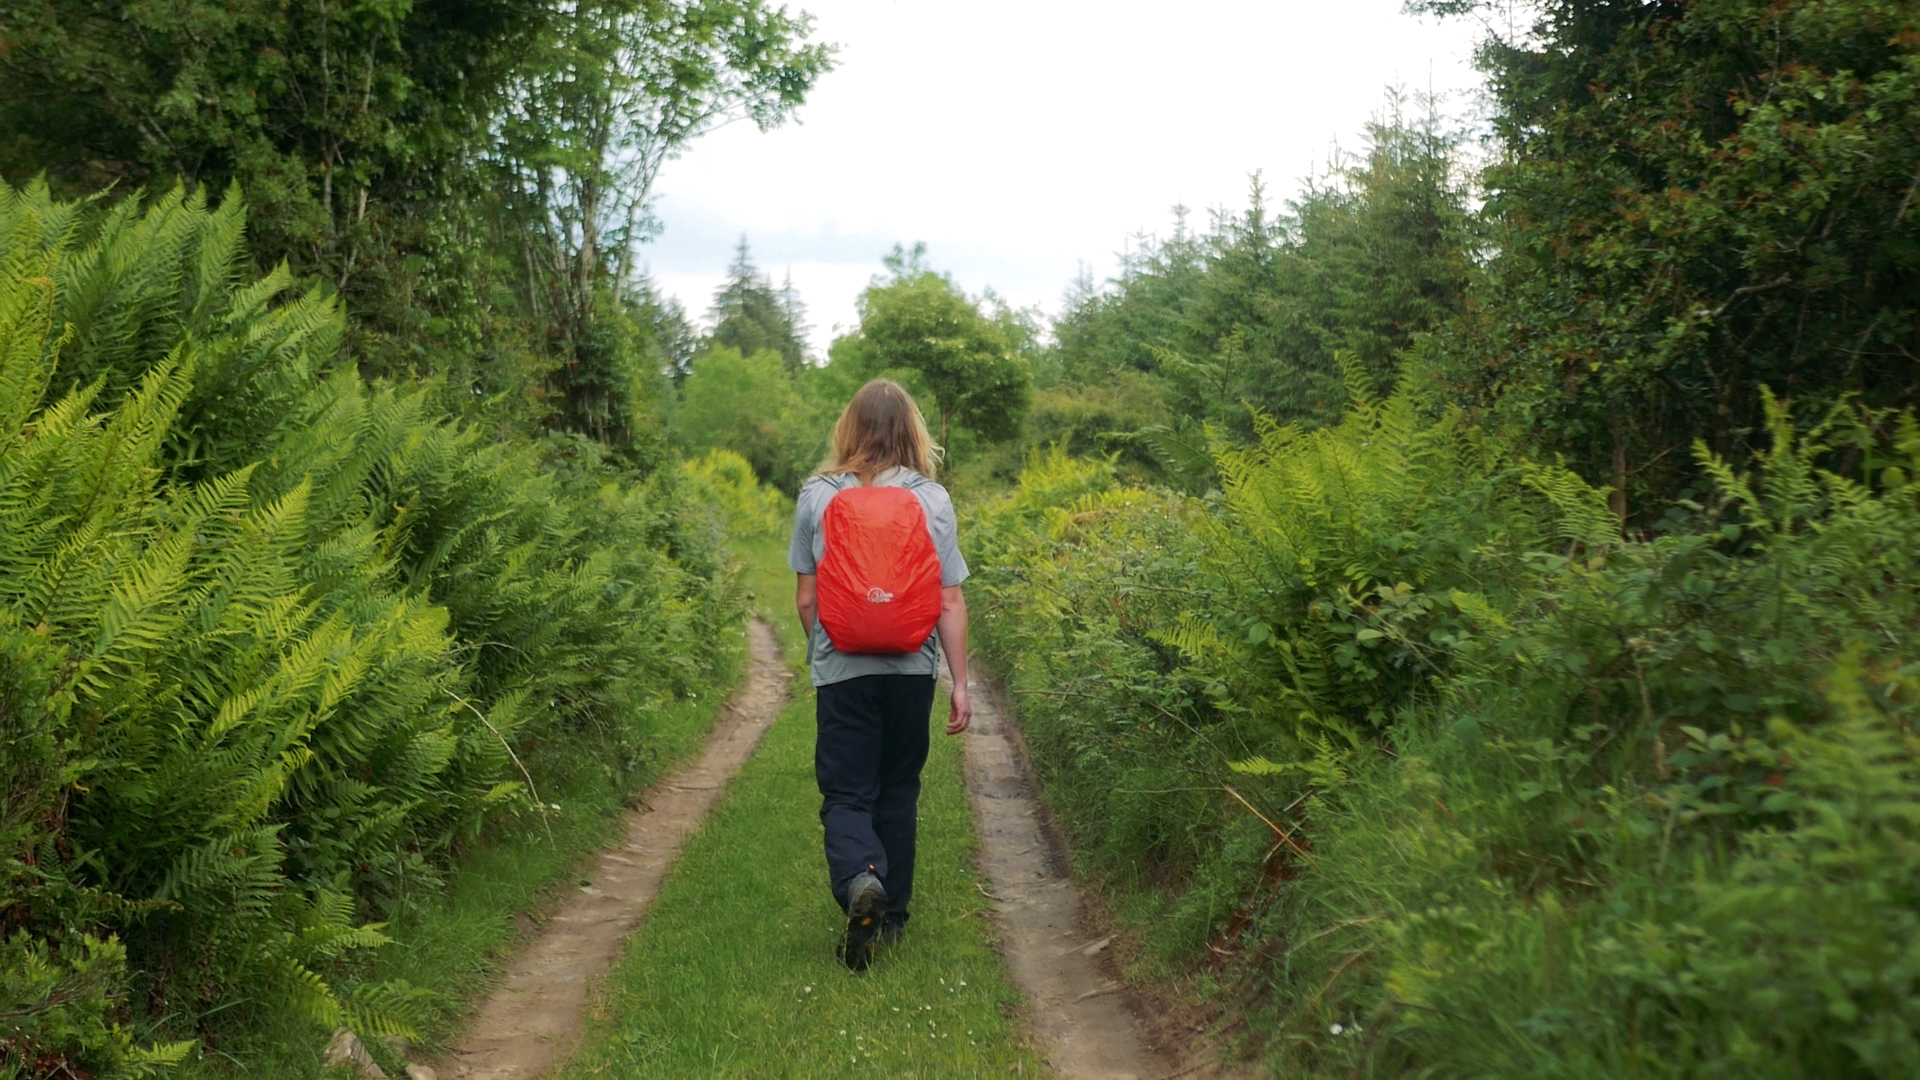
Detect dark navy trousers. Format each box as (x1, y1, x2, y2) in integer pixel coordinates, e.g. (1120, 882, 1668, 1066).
(815, 673, 935, 925)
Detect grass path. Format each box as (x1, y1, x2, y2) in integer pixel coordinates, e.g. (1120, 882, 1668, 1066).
(556, 681, 1044, 1078)
(552, 535, 1046, 1078)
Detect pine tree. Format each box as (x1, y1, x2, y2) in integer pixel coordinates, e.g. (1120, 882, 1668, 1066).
(708, 238, 808, 371)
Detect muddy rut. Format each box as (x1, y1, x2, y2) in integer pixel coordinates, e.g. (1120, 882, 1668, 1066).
(440, 619, 790, 1080)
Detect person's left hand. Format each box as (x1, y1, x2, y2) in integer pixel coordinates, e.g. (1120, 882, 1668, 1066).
(946, 684, 972, 735)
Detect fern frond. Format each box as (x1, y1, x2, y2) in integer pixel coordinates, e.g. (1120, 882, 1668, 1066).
(1520, 460, 1617, 545)
(1333, 348, 1377, 414)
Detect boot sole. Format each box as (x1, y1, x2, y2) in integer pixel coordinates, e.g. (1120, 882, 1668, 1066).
(842, 879, 888, 971)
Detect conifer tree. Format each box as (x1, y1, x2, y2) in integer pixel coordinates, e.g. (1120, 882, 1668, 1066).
(708, 238, 809, 371)
(1295, 94, 1475, 397)
(1051, 101, 1473, 441)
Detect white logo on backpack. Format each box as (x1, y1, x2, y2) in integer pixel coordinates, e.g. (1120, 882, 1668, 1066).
(866, 587, 894, 604)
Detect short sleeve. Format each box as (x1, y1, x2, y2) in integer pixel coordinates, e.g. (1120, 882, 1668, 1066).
(922, 486, 970, 587)
(788, 483, 821, 575)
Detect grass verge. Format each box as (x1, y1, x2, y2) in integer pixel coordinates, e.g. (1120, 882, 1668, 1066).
(734, 530, 807, 662)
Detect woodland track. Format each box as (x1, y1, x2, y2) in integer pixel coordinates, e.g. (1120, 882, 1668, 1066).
(440, 618, 1193, 1080)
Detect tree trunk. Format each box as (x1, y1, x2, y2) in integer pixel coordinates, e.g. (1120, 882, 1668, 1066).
(1610, 410, 1629, 531)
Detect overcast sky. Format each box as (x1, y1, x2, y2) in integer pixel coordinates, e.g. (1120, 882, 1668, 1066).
(639, 0, 1494, 357)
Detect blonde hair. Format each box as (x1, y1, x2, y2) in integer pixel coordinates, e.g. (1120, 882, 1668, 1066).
(816, 379, 941, 484)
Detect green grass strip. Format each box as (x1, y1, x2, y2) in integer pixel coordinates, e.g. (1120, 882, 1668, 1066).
(558, 673, 1044, 1078)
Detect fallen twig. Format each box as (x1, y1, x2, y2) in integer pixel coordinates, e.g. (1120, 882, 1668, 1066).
(448, 690, 554, 850)
(1223, 784, 1316, 868)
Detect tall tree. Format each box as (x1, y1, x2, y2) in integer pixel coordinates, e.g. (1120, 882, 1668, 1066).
(1053, 209, 1208, 385)
(1165, 176, 1324, 427)
(496, 0, 832, 444)
(1293, 93, 1476, 397)
(0, 0, 556, 378)
(678, 346, 818, 490)
(0, 0, 834, 449)
(840, 244, 1032, 447)
(1050, 103, 1473, 439)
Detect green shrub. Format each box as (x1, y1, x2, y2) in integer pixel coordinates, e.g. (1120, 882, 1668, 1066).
(1262, 400, 1920, 1076)
(968, 448, 1217, 903)
(675, 346, 825, 495)
(970, 384, 1610, 891)
(681, 448, 792, 544)
(1180, 379, 1614, 747)
(1021, 370, 1172, 478)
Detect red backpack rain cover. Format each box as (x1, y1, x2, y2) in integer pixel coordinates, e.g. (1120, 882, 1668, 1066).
(816, 484, 943, 654)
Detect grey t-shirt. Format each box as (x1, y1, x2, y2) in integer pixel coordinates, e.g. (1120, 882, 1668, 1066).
(788, 467, 969, 687)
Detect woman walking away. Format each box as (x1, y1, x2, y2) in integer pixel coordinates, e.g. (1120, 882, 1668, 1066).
(789, 379, 971, 971)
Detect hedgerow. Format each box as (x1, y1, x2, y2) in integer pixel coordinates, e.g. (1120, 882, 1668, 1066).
(0, 183, 737, 1076)
(971, 387, 1920, 1075)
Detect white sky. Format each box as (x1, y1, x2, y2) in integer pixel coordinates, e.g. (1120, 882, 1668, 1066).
(638, 0, 1492, 358)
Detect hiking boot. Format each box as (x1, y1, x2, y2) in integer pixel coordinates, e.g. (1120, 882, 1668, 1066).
(839, 871, 888, 971)
(879, 919, 905, 948)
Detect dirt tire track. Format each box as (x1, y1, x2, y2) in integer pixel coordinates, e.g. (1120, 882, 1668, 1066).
(958, 668, 1176, 1080)
(440, 618, 790, 1079)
